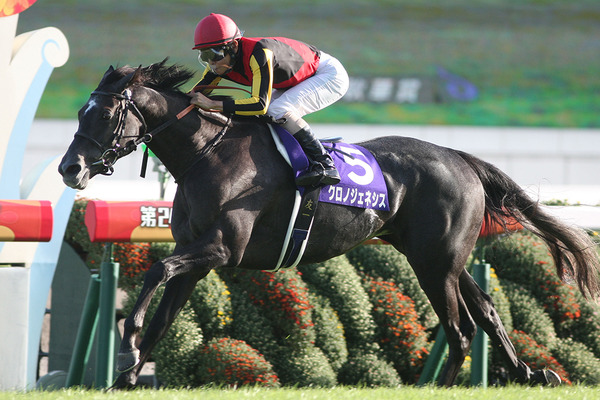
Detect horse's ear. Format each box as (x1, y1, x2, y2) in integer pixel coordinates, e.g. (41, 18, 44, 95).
(98, 65, 115, 86)
(128, 65, 144, 86)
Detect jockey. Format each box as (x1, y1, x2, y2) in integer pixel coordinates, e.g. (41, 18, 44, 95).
(188, 13, 349, 187)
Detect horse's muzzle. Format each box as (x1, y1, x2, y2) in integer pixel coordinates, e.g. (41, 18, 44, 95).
(58, 157, 90, 190)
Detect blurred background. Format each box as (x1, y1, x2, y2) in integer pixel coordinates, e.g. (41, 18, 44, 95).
(15, 0, 600, 203)
(18, 0, 600, 126)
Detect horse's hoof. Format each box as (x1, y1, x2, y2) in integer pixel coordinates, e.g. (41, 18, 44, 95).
(110, 372, 138, 390)
(531, 369, 561, 386)
(543, 369, 561, 387)
(116, 349, 140, 373)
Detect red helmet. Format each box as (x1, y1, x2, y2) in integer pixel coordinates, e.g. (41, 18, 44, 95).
(193, 13, 242, 50)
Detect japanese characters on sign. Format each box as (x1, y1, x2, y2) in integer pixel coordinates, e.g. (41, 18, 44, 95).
(85, 200, 175, 242)
(140, 205, 172, 228)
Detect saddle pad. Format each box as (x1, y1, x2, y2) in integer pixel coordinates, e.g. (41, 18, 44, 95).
(271, 125, 390, 211)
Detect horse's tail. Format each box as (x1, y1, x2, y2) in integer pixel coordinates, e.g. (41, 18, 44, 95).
(456, 150, 600, 299)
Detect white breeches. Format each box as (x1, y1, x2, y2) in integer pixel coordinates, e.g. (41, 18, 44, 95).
(267, 51, 349, 122)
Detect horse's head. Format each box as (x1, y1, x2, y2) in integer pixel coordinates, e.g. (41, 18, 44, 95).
(59, 65, 150, 189)
(59, 59, 197, 189)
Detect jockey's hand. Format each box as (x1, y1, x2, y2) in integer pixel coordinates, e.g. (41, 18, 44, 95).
(188, 92, 223, 112)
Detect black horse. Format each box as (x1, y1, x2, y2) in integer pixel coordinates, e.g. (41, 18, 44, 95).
(59, 60, 599, 388)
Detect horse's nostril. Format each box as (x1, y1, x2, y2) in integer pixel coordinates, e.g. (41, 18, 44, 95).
(64, 164, 82, 177)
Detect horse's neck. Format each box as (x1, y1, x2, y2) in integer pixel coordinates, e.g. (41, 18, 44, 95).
(145, 97, 231, 180)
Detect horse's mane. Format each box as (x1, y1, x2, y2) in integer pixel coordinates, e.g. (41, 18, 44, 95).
(101, 58, 196, 95)
(100, 59, 242, 127)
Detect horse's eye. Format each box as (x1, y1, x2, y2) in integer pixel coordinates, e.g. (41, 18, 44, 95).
(102, 110, 113, 120)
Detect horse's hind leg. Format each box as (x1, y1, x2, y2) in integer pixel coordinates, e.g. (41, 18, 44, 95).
(458, 270, 561, 385)
(394, 237, 478, 386)
(387, 193, 483, 385)
(418, 269, 476, 386)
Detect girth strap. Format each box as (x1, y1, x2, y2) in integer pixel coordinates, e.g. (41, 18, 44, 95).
(279, 186, 321, 269)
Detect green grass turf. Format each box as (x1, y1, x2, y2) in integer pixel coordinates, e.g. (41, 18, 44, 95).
(3, 385, 600, 400)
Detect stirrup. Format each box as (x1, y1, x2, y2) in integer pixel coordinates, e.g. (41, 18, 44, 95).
(295, 165, 340, 187)
(320, 168, 341, 185)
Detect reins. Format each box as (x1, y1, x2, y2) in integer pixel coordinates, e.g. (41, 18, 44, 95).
(138, 103, 197, 178)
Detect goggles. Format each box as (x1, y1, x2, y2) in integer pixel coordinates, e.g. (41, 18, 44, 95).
(198, 46, 227, 63)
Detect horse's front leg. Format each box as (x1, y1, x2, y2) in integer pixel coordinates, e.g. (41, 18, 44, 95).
(113, 216, 253, 388)
(115, 257, 179, 375)
(113, 269, 207, 388)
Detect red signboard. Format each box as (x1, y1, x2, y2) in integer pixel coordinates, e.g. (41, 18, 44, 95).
(0, 200, 53, 241)
(85, 200, 175, 243)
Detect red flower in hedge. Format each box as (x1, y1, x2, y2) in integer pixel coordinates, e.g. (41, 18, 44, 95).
(243, 270, 315, 342)
(198, 338, 280, 387)
(113, 242, 153, 288)
(367, 279, 430, 383)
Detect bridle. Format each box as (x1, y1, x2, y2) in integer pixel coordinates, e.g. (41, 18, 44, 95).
(75, 88, 197, 176)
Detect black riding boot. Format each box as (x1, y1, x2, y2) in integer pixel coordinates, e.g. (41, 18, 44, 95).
(293, 128, 341, 186)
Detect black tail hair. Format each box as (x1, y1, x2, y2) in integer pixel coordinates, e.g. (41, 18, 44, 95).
(456, 150, 600, 299)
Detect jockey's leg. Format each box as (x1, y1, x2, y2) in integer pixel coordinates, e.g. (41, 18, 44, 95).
(281, 111, 340, 186)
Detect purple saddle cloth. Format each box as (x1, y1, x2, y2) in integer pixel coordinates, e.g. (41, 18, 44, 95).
(272, 125, 390, 211)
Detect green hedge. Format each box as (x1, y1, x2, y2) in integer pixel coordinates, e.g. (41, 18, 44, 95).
(337, 351, 401, 387)
(502, 281, 558, 351)
(488, 268, 513, 333)
(153, 308, 203, 387)
(308, 290, 348, 373)
(553, 338, 600, 385)
(188, 270, 233, 340)
(218, 268, 336, 387)
(298, 256, 378, 354)
(64, 202, 600, 387)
